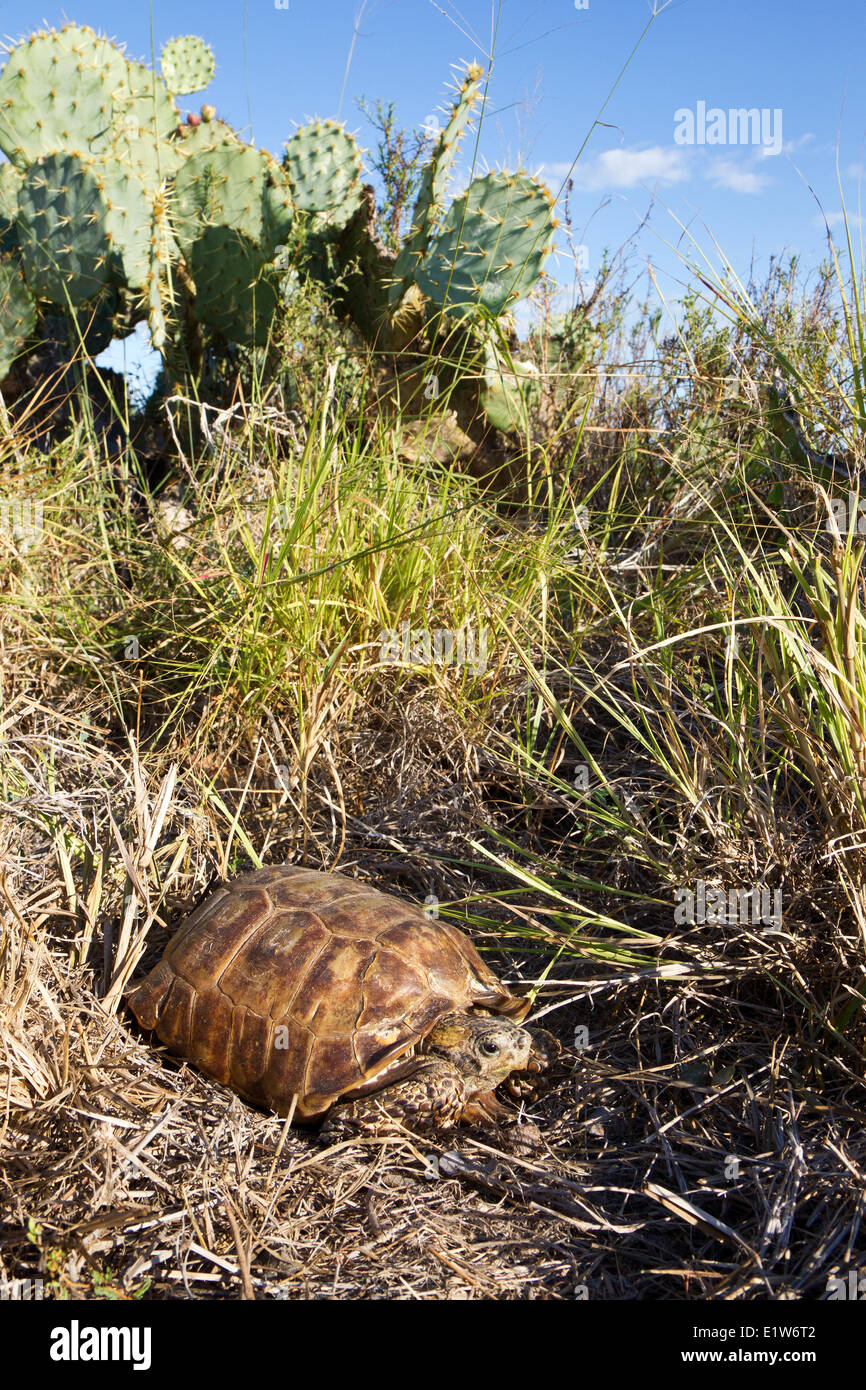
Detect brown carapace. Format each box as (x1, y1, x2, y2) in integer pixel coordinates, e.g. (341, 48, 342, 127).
(126, 866, 539, 1130)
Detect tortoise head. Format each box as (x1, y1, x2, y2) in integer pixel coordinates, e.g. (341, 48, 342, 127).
(423, 1011, 531, 1095)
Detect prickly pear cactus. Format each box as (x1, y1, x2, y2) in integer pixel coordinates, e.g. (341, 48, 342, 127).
(0, 24, 555, 402)
(160, 36, 216, 96)
(0, 24, 183, 339)
(174, 116, 239, 155)
(187, 226, 278, 345)
(282, 119, 363, 224)
(80, 160, 155, 290)
(481, 337, 540, 432)
(0, 25, 125, 167)
(116, 60, 179, 141)
(15, 152, 110, 305)
(389, 63, 483, 307)
(172, 144, 275, 250)
(262, 170, 295, 257)
(0, 258, 36, 375)
(109, 61, 182, 191)
(417, 170, 556, 318)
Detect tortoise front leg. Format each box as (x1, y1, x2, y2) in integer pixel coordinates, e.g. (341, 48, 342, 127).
(319, 1059, 467, 1140)
(459, 1089, 513, 1125)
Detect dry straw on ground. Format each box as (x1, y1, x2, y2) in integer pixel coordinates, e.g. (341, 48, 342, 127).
(3, 257, 866, 1297)
(1, 690, 864, 1301)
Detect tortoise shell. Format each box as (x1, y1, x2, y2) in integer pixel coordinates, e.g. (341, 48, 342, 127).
(126, 865, 526, 1119)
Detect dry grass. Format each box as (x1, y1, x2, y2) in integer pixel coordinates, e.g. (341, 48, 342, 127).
(1, 677, 865, 1301)
(3, 245, 866, 1299)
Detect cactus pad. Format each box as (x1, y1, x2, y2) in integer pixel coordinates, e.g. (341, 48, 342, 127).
(172, 144, 272, 249)
(0, 26, 125, 167)
(16, 152, 110, 304)
(390, 64, 482, 305)
(85, 159, 154, 289)
(282, 119, 363, 221)
(111, 126, 184, 195)
(0, 257, 36, 375)
(262, 168, 295, 256)
(481, 338, 540, 432)
(417, 170, 556, 318)
(106, 62, 182, 193)
(116, 60, 179, 141)
(160, 36, 216, 96)
(174, 116, 239, 156)
(187, 226, 277, 345)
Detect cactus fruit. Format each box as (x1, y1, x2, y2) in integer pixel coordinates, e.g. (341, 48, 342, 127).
(282, 119, 363, 224)
(0, 257, 36, 375)
(201, 104, 217, 122)
(417, 170, 556, 318)
(0, 26, 125, 167)
(15, 152, 110, 305)
(186, 226, 278, 345)
(160, 36, 216, 97)
(389, 64, 483, 307)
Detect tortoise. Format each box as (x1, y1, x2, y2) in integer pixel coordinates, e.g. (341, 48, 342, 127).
(126, 865, 550, 1133)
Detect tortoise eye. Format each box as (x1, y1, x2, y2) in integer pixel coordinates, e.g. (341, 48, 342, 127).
(480, 1038, 500, 1056)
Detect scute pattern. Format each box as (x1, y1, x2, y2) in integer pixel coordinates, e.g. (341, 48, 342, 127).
(127, 865, 524, 1118)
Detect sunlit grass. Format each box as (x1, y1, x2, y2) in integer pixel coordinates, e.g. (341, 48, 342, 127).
(2, 203, 866, 1052)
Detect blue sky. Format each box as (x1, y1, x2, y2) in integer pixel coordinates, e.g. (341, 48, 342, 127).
(3, 0, 864, 335)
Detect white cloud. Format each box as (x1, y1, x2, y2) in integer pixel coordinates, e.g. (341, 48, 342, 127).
(543, 146, 690, 191)
(541, 142, 799, 200)
(707, 159, 768, 194)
